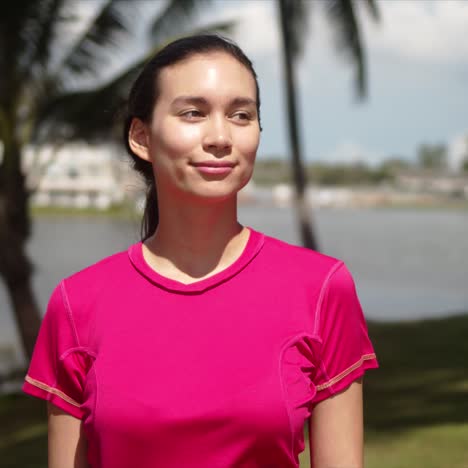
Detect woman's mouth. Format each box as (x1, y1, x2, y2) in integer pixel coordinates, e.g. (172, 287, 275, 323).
(190, 160, 235, 175)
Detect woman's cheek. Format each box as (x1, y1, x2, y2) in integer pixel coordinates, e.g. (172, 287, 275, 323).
(161, 122, 201, 160)
(238, 133, 260, 163)
(150, 118, 199, 160)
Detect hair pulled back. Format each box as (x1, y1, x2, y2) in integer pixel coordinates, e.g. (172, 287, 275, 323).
(123, 34, 262, 241)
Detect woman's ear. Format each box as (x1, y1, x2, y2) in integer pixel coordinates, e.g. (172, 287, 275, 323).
(128, 118, 151, 162)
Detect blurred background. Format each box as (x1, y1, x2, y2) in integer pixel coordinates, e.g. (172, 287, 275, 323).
(0, 1, 467, 467)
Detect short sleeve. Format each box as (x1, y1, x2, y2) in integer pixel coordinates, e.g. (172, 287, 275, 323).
(311, 262, 378, 405)
(22, 281, 93, 419)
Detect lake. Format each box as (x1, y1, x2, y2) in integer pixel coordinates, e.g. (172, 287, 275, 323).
(1, 205, 467, 369)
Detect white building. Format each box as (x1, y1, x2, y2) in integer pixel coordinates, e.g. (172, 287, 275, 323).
(448, 132, 468, 172)
(23, 142, 143, 209)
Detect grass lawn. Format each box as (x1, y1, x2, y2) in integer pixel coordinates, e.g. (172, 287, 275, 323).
(30, 202, 139, 220)
(2, 313, 467, 467)
(302, 313, 468, 468)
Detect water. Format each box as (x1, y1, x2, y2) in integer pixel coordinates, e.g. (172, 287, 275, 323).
(1, 206, 467, 369)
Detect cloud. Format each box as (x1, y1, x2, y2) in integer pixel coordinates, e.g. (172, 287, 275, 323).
(207, 1, 468, 84)
(294, 0, 468, 92)
(209, 0, 279, 57)
(361, 0, 468, 64)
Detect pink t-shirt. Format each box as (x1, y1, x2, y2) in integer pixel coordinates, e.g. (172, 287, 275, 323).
(23, 228, 378, 467)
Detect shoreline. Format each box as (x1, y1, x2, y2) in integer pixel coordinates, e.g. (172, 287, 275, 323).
(30, 199, 468, 219)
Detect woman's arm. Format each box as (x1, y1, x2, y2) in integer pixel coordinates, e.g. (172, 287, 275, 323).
(309, 378, 364, 468)
(47, 402, 89, 468)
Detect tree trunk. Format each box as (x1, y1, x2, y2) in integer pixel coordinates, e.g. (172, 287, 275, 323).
(278, 0, 318, 251)
(3, 274, 41, 360)
(0, 142, 41, 361)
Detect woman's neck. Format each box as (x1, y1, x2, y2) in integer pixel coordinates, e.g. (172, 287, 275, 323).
(142, 195, 249, 283)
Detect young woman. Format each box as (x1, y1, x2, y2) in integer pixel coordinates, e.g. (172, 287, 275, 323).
(23, 34, 378, 468)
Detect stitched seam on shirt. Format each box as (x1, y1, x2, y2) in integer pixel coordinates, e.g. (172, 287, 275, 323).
(313, 261, 345, 388)
(59, 346, 97, 362)
(60, 279, 80, 347)
(315, 353, 377, 391)
(278, 333, 321, 460)
(92, 361, 99, 438)
(278, 340, 295, 460)
(25, 375, 81, 407)
(313, 261, 345, 337)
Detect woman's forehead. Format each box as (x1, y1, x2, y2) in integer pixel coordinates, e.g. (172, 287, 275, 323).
(157, 52, 257, 102)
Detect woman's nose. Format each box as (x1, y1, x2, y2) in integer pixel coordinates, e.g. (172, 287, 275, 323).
(202, 116, 232, 154)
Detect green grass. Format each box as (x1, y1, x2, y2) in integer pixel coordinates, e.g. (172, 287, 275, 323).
(374, 199, 468, 211)
(30, 202, 139, 220)
(2, 314, 468, 467)
(0, 393, 48, 467)
(301, 313, 468, 467)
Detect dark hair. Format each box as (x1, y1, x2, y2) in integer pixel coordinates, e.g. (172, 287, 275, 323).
(123, 34, 262, 241)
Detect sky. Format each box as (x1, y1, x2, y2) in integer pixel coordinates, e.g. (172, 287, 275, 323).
(70, 0, 468, 168)
(201, 0, 468, 167)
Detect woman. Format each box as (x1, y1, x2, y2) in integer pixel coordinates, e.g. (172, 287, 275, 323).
(23, 34, 378, 468)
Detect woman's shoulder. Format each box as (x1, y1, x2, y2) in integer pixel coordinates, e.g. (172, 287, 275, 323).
(39, 245, 138, 352)
(65, 244, 133, 284)
(259, 231, 342, 271)
(51, 242, 138, 310)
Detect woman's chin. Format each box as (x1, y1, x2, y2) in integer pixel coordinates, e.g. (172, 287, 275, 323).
(185, 184, 244, 204)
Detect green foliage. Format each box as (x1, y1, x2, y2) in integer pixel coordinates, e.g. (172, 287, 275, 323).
(280, 0, 379, 98)
(307, 161, 390, 186)
(417, 143, 448, 170)
(0, 0, 230, 152)
(252, 158, 291, 185)
(253, 158, 394, 186)
(379, 156, 413, 171)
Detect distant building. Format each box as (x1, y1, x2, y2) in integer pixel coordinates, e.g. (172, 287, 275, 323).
(448, 132, 468, 172)
(23, 142, 144, 209)
(395, 168, 468, 198)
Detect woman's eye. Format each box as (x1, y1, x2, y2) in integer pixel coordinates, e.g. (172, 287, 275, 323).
(181, 110, 203, 119)
(232, 112, 251, 122)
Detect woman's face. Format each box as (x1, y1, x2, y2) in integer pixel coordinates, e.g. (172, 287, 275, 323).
(135, 52, 260, 204)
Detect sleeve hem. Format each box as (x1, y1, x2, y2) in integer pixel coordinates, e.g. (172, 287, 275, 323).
(22, 375, 84, 419)
(312, 353, 379, 405)
(316, 353, 377, 391)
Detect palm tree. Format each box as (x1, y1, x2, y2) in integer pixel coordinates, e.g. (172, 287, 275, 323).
(0, 0, 228, 360)
(277, 0, 379, 250)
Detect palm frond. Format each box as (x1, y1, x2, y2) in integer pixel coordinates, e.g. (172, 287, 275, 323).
(277, 0, 312, 60)
(149, 17, 235, 54)
(150, 0, 211, 40)
(18, 0, 69, 85)
(324, 0, 367, 99)
(32, 18, 235, 144)
(33, 68, 134, 144)
(362, 0, 380, 21)
(0, 0, 50, 104)
(56, 0, 131, 80)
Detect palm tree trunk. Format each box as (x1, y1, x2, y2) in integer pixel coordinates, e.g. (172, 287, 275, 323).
(0, 142, 41, 360)
(3, 271, 41, 361)
(278, 0, 318, 251)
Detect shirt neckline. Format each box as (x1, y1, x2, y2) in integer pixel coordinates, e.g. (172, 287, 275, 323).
(127, 227, 264, 293)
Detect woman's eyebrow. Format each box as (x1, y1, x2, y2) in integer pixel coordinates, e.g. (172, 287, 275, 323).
(171, 96, 208, 107)
(171, 96, 257, 107)
(229, 97, 257, 107)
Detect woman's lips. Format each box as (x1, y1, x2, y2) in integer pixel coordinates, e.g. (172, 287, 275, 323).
(190, 161, 235, 175)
